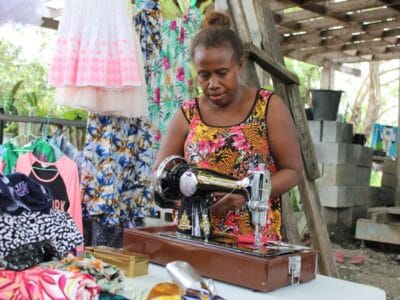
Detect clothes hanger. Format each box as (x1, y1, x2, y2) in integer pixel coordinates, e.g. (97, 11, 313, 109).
(9, 122, 39, 149)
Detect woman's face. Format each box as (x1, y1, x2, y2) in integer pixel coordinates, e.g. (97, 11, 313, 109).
(193, 44, 243, 107)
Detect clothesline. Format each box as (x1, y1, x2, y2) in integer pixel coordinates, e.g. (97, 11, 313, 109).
(0, 113, 87, 127)
(0, 110, 87, 144)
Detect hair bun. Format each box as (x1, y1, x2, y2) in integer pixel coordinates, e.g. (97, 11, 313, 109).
(201, 11, 231, 30)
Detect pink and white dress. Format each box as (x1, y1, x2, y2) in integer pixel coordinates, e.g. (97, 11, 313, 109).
(49, 0, 148, 118)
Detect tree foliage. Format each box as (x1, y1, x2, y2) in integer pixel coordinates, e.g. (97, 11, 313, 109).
(0, 36, 86, 121)
(285, 57, 321, 105)
(349, 61, 399, 139)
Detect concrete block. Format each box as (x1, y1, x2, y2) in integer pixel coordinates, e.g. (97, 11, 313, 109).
(353, 145, 373, 167)
(383, 159, 397, 175)
(381, 173, 396, 188)
(313, 142, 353, 164)
(321, 121, 353, 143)
(318, 185, 357, 207)
(308, 120, 322, 142)
(355, 186, 372, 206)
(322, 207, 338, 227)
(379, 186, 395, 206)
(356, 166, 371, 186)
(369, 187, 381, 206)
(322, 163, 357, 185)
(356, 218, 400, 245)
(339, 206, 368, 230)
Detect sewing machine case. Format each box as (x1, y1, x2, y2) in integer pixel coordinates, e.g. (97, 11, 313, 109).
(123, 225, 318, 292)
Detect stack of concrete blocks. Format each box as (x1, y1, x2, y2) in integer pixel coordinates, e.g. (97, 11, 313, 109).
(380, 159, 396, 206)
(308, 120, 378, 231)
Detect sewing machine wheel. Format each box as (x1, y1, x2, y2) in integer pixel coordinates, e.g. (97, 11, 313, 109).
(155, 155, 189, 201)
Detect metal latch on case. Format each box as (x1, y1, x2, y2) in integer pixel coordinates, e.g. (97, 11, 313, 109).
(288, 255, 301, 285)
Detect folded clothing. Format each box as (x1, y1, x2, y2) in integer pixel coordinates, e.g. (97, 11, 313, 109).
(0, 267, 100, 299)
(0, 172, 53, 215)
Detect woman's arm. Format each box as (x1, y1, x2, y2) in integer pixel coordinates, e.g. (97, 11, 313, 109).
(151, 109, 190, 184)
(267, 94, 303, 197)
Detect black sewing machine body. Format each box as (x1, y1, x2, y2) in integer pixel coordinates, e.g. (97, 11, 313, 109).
(154, 155, 271, 247)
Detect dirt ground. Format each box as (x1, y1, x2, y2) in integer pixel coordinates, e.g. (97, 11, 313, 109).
(329, 229, 400, 300)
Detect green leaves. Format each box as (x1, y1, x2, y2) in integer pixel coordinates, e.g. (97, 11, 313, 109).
(1, 80, 23, 115)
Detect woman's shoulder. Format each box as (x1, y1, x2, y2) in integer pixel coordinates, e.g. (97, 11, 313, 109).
(257, 88, 274, 102)
(181, 97, 197, 110)
(181, 97, 199, 121)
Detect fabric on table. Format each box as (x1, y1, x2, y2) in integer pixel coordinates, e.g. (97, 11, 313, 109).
(0, 267, 100, 299)
(41, 254, 125, 295)
(0, 209, 83, 257)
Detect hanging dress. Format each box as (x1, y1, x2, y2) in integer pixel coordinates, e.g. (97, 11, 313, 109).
(48, 0, 148, 118)
(80, 115, 154, 229)
(134, 0, 201, 147)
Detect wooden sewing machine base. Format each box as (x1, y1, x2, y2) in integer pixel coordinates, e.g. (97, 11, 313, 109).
(123, 225, 318, 292)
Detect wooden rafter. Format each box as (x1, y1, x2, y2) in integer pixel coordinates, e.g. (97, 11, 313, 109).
(269, 0, 400, 74)
(39, 0, 400, 73)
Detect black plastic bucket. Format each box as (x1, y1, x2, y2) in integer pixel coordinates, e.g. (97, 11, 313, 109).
(311, 89, 342, 121)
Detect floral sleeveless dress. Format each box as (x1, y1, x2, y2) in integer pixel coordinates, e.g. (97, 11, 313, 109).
(180, 89, 281, 241)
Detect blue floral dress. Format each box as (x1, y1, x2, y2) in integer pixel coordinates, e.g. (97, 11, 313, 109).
(81, 115, 154, 228)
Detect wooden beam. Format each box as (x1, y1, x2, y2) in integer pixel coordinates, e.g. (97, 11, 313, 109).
(282, 24, 398, 49)
(270, 0, 298, 11)
(254, 0, 338, 277)
(380, 0, 400, 12)
(278, 6, 399, 35)
(41, 17, 58, 30)
(226, 0, 260, 88)
(245, 43, 300, 85)
(332, 50, 400, 63)
(397, 61, 400, 206)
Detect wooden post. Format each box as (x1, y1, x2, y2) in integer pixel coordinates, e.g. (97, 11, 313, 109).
(396, 63, 400, 206)
(321, 67, 335, 89)
(249, 0, 338, 277)
(218, 0, 338, 277)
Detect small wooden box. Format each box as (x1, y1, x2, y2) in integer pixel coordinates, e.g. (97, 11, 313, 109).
(85, 246, 149, 278)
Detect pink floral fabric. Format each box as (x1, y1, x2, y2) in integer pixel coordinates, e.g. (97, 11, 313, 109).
(0, 267, 100, 300)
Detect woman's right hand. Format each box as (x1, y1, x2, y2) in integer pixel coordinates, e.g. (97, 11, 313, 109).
(210, 192, 246, 215)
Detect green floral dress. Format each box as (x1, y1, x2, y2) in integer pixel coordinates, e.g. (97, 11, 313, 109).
(135, 2, 201, 147)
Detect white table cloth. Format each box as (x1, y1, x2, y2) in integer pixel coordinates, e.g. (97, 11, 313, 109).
(123, 263, 386, 300)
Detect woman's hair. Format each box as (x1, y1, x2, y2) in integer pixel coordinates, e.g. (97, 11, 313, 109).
(191, 11, 243, 62)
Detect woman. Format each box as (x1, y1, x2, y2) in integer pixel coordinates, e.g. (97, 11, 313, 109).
(152, 11, 302, 241)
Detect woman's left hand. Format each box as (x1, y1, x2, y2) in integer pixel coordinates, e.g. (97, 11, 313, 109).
(210, 192, 246, 215)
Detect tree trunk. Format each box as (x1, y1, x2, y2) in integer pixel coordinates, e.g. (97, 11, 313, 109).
(363, 62, 381, 138)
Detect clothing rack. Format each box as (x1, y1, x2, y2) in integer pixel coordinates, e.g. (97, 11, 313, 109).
(0, 109, 87, 144)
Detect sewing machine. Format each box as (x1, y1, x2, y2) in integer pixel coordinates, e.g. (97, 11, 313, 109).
(154, 155, 271, 248)
(123, 156, 318, 292)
